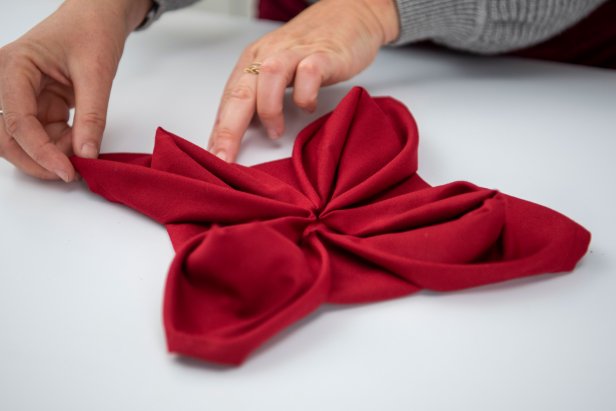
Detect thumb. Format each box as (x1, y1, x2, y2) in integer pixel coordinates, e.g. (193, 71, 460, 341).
(72, 65, 113, 158)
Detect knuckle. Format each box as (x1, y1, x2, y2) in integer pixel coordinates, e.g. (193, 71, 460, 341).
(225, 84, 254, 102)
(294, 95, 316, 110)
(2, 112, 21, 137)
(211, 127, 237, 146)
(244, 41, 261, 57)
(257, 105, 282, 121)
(1, 41, 37, 71)
(79, 111, 106, 130)
(297, 59, 321, 77)
(260, 59, 285, 76)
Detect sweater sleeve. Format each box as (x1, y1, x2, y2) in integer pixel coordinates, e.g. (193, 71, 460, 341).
(391, 0, 608, 53)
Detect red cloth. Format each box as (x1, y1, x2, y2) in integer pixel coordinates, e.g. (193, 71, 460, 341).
(72, 87, 590, 365)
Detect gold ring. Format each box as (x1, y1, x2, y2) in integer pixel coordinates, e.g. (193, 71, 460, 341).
(244, 62, 262, 75)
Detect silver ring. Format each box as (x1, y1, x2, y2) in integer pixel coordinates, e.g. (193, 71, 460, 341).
(0, 109, 3, 115)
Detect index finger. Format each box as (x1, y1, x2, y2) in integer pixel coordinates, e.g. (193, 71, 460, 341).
(1, 65, 75, 182)
(208, 54, 259, 163)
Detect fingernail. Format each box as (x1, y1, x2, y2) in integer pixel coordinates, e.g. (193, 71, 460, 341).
(267, 128, 280, 139)
(215, 150, 228, 162)
(81, 142, 98, 159)
(55, 169, 70, 183)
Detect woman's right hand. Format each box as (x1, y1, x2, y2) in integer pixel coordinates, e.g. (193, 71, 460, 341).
(0, 0, 152, 182)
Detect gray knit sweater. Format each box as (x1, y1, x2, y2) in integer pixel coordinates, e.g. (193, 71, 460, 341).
(145, 0, 607, 53)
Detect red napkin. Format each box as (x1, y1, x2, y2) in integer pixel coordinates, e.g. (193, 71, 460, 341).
(72, 87, 590, 365)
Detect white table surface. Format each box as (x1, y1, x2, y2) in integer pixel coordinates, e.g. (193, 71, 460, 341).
(1, 1, 615, 410)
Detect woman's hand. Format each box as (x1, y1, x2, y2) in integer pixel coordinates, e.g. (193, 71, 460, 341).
(208, 0, 399, 162)
(0, 0, 151, 181)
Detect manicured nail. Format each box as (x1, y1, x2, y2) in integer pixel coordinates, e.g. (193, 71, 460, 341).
(55, 169, 70, 183)
(81, 142, 98, 159)
(215, 150, 228, 162)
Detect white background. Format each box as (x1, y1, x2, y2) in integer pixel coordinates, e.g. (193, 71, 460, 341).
(195, 0, 256, 17)
(1, 1, 615, 410)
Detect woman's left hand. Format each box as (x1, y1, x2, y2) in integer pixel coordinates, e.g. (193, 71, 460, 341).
(208, 0, 399, 162)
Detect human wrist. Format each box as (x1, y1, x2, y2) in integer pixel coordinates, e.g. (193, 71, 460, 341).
(58, 0, 153, 35)
(360, 0, 401, 45)
(124, 0, 155, 31)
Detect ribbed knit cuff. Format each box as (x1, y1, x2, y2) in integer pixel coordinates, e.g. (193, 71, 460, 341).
(391, 0, 485, 46)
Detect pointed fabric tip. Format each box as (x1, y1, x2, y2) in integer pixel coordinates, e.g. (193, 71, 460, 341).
(72, 87, 591, 366)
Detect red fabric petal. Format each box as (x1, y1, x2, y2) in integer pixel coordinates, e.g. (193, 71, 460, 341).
(72, 87, 590, 365)
(163, 223, 329, 365)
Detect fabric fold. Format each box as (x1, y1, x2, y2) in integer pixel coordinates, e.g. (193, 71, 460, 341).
(72, 86, 590, 365)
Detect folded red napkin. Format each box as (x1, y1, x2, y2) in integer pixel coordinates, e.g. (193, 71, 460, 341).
(72, 87, 590, 365)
